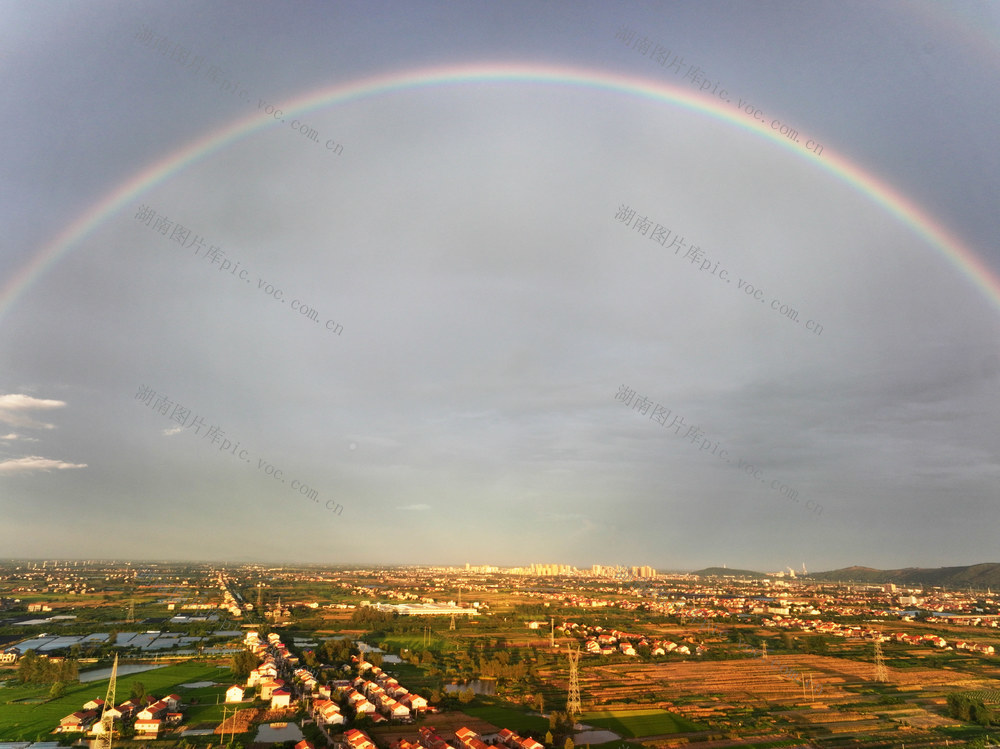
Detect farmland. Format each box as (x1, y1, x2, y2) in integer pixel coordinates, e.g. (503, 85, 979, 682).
(579, 708, 705, 736)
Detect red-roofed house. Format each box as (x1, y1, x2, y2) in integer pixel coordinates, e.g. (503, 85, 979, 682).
(271, 688, 292, 710)
(260, 679, 285, 701)
(404, 693, 428, 712)
(134, 719, 161, 735)
(59, 710, 98, 732)
(137, 701, 168, 721)
(497, 729, 519, 747)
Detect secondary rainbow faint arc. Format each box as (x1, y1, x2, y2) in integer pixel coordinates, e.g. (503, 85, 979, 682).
(4, 61, 1000, 321)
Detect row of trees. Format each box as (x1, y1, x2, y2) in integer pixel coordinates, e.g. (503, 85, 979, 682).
(948, 692, 995, 725)
(16, 650, 79, 684)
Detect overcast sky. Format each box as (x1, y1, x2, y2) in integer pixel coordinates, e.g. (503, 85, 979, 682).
(1, 0, 999, 573)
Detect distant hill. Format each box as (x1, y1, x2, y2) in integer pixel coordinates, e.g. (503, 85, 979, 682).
(695, 563, 1000, 589)
(810, 563, 1000, 589)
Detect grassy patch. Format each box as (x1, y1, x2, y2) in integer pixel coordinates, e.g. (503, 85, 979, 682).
(578, 708, 705, 737)
(376, 634, 448, 654)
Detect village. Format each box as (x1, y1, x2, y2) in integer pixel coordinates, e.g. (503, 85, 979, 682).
(5, 560, 1000, 749)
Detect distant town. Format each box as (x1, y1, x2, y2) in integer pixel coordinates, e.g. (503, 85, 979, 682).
(2, 560, 1000, 749)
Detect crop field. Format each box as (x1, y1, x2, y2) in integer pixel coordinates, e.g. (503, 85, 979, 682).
(579, 707, 705, 736)
(461, 704, 549, 733)
(370, 711, 501, 744)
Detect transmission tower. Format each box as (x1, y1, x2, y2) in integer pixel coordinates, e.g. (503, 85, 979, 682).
(873, 637, 888, 682)
(257, 582, 263, 611)
(449, 613, 456, 631)
(96, 654, 119, 749)
(125, 598, 135, 624)
(550, 618, 555, 648)
(566, 644, 581, 719)
(761, 641, 767, 659)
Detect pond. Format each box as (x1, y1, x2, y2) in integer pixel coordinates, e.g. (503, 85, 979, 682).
(444, 679, 496, 696)
(253, 723, 304, 743)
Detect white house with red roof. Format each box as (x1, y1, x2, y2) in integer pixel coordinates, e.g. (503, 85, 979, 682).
(59, 710, 98, 732)
(137, 700, 168, 721)
(260, 678, 285, 701)
(270, 688, 292, 709)
(134, 718, 161, 735)
(402, 693, 428, 712)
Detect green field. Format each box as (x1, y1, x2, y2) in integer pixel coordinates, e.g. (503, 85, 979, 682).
(0, 661, 232, 740)
(462, 705, 549, 733)
(579, 708, 705, 737)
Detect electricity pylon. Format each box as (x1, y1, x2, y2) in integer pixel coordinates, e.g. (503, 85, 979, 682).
(96, 654, 118, 749)
(873, 636, 888, 682)
(566, 644, 581, 719)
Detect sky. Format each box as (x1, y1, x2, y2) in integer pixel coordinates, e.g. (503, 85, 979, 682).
(1, 0, 999, 573)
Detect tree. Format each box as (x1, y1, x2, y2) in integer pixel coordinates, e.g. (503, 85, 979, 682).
(564, 738, 574, 749)
(231, 650, 258, 680)
(58, 659, 78, 683)
(49, 681, 66, 699)
(458, 688, 475, 704)
(130, 681, 148, 705)
(17, 650, 39, 683)
(544, 732, 553, 746)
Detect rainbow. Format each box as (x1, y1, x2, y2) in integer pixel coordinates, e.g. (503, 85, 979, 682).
(5, 62, 1000, 321)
